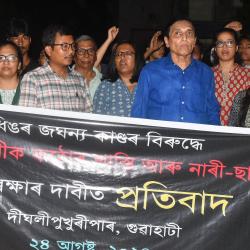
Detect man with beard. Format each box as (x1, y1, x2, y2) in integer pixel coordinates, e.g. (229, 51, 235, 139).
(131, 18, 220, 125)
(6, 18, 39, 77)
(19, 24, 92, 113)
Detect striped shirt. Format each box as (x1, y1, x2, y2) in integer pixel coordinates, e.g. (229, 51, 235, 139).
(19, 64, 92, 112)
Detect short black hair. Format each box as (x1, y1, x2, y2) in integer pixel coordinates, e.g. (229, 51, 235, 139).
(42, 24, 73, 47)
(164, 18, 196, 38)
(7, 18, 30, 38)
(239, 32, 250, 43)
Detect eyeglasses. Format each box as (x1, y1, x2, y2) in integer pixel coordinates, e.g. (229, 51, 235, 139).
(0, 54, 18, 62)
(52, 43, 76, 51)
(216, 40, 235, 48)
(115, 51, 135, 58)
(76, 48, 96, 56)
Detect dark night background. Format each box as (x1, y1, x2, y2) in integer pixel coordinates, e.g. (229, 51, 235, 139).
(0, 0, 118, 59)
(0, 0, 249, 60)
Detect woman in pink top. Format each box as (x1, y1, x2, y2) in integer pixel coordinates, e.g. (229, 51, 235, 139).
(212, 28, 250, 125)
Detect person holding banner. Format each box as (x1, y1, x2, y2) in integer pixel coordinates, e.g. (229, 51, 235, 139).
(0, 41, 22, 105)
(18, 24, 92, 112)
(131, 19, 220, 125)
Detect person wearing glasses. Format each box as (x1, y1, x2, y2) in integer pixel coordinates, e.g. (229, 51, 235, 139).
(93, 41, 143, 116)
(73, 35, 101, 102)
(212, 28, 250, 126)
(19, 24, 92, 113)
(131, 19, 220, 125)
(0, 41, 22, 105)
(73, 27, 119, 101)
(6, 18, 39, 78)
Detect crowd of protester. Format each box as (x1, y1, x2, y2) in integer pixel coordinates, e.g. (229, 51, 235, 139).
(0, 18, 249, 127)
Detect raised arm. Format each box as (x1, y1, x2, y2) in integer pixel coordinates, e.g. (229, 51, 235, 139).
(144, 31, 164, 61)
(94, 26, 119, 70)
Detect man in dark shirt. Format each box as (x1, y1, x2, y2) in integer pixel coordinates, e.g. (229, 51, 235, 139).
(6, 18, 39, 77)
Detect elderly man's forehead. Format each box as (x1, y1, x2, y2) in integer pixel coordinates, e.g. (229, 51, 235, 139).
(170, 20, 195, 31)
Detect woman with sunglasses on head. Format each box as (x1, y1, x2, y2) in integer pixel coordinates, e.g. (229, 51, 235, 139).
(0, 40, 22, 105)
(93, 41, 144, 117)
(212, 28, 250, 126)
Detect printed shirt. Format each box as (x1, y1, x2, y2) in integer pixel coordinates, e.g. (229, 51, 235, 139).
(93, 78, 137, 117)
(19, 64, 92, 112)
(213, 64, 250, 125)
(131, 54, 220, 125)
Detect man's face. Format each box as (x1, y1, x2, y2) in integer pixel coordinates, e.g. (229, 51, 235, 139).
(45, 33, 75, 67)
(9, 33, 31, 56)
(75, 40, 97, 71)
(164, 20, 196, 58)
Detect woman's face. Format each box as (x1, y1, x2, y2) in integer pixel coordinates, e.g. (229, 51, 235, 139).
(0, 44, 20, 78)
(114, 43, 136, 76)
(215, 32, 238, 63)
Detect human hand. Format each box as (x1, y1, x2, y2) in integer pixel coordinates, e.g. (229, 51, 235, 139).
(225, 21, 242, 31)
(149, 31, 164, 52)
(107, 26, 119, 42)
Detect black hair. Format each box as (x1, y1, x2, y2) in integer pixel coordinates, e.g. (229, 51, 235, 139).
(42, 24, 73, 47)
(214, 27, 240, 45)
(0, 40, 23, 71)
(164, 18, 196, 38)
(239, 32, 250, 43)
(7, 18, 30, 38)
(213, 27, 242, 65)
(105, 40, 144, 83)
